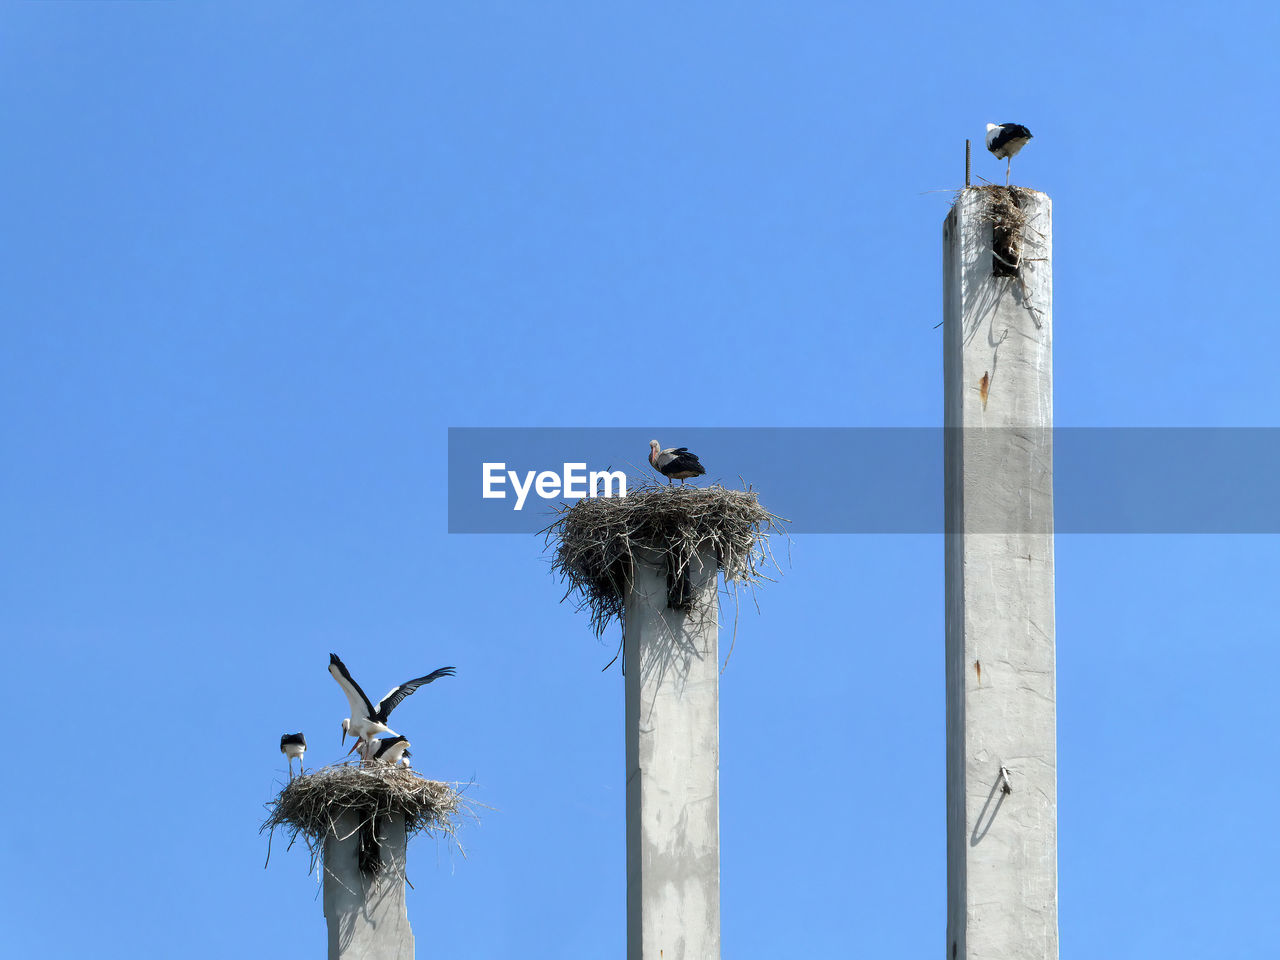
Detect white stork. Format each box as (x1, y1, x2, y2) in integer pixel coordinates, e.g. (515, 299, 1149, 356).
(985, 123, 1033, 185)
(280, 732, 307, 779)
(328, 653, 455, 757)
(365, 735, 412, 766)
(648, 440, 706, 485)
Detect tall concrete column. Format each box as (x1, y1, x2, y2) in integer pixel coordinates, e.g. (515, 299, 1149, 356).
(944, 188, 1056, 960)
(324, 810, 415, 960)
(624, 547, 720, 960)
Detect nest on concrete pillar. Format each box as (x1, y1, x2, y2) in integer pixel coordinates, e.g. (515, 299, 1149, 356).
(261, 763, 469, 878)
(958, 185, 1043, 277)
(544, 481, 784, 640)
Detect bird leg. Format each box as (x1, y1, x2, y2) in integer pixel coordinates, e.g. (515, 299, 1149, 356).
(1006, 157, 1011, 186)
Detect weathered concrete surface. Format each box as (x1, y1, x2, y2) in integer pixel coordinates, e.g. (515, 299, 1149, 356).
(324, 810, 415, 960)
(624, 547, 720, 960)
(944, 188, 1057, 960)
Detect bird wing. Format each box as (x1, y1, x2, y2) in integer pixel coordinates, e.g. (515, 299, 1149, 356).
(329, 653, 376, 719)
(373, 735, 409, 759)
(661, 449, 704, 474)
(373, 666, 456, 721)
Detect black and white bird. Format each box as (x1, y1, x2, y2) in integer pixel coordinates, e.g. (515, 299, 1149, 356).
(328, 653, 455, 756)
(280, 732, 307, 779)
(985, 123, 1034, 185)
(365, 735, 412, 766)
(648, 440, 706, 485)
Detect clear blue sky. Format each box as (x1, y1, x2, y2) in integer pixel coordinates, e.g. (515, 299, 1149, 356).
(3, 3, 1278, 958)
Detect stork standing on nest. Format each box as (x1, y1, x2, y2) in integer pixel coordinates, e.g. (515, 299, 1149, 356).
(365, 735, 412, 765)
(648, 440, 706, 485)
(985, 123, 1033, 185)
(328, 653, 455, 757)
(280, 732, 307, 779)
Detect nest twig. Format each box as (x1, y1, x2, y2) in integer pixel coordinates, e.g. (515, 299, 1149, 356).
(543, 481, 785, 640)
(261, 762, 472, 877)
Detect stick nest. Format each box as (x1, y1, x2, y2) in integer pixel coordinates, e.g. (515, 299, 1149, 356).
(956, 185, 1045, 276)
(544, 482, 785, 637)
(964, 184, 1035, 232)
(261, 763, 469, 876)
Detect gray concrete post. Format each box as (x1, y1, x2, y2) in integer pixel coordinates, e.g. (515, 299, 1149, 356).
(324, 810, 415, 960)
(944, 188, 1057, 960)
(624, 547, 720, 960)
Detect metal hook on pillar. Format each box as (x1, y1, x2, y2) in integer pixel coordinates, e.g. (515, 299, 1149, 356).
(998, 764, 1013, 795)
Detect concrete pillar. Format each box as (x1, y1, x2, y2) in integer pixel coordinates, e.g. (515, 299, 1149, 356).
(324, 810, 415, 960)
(944, 188, 1057, 960)
(624, 547, 720, 960)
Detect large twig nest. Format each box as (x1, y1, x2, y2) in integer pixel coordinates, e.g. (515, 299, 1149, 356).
(544, 481, 785, 638)
(261, 763, 469, 877)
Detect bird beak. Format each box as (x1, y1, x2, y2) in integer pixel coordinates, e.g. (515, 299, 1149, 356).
(346, 739, 361, 757)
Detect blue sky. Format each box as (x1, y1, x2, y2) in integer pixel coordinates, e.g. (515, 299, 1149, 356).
(3, 3, 1279, 957)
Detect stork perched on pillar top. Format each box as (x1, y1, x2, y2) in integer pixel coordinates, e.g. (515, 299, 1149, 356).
(649, 440, 706, 485)
(985, 123, 1033, 186)
(328, 652, 455, 758)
